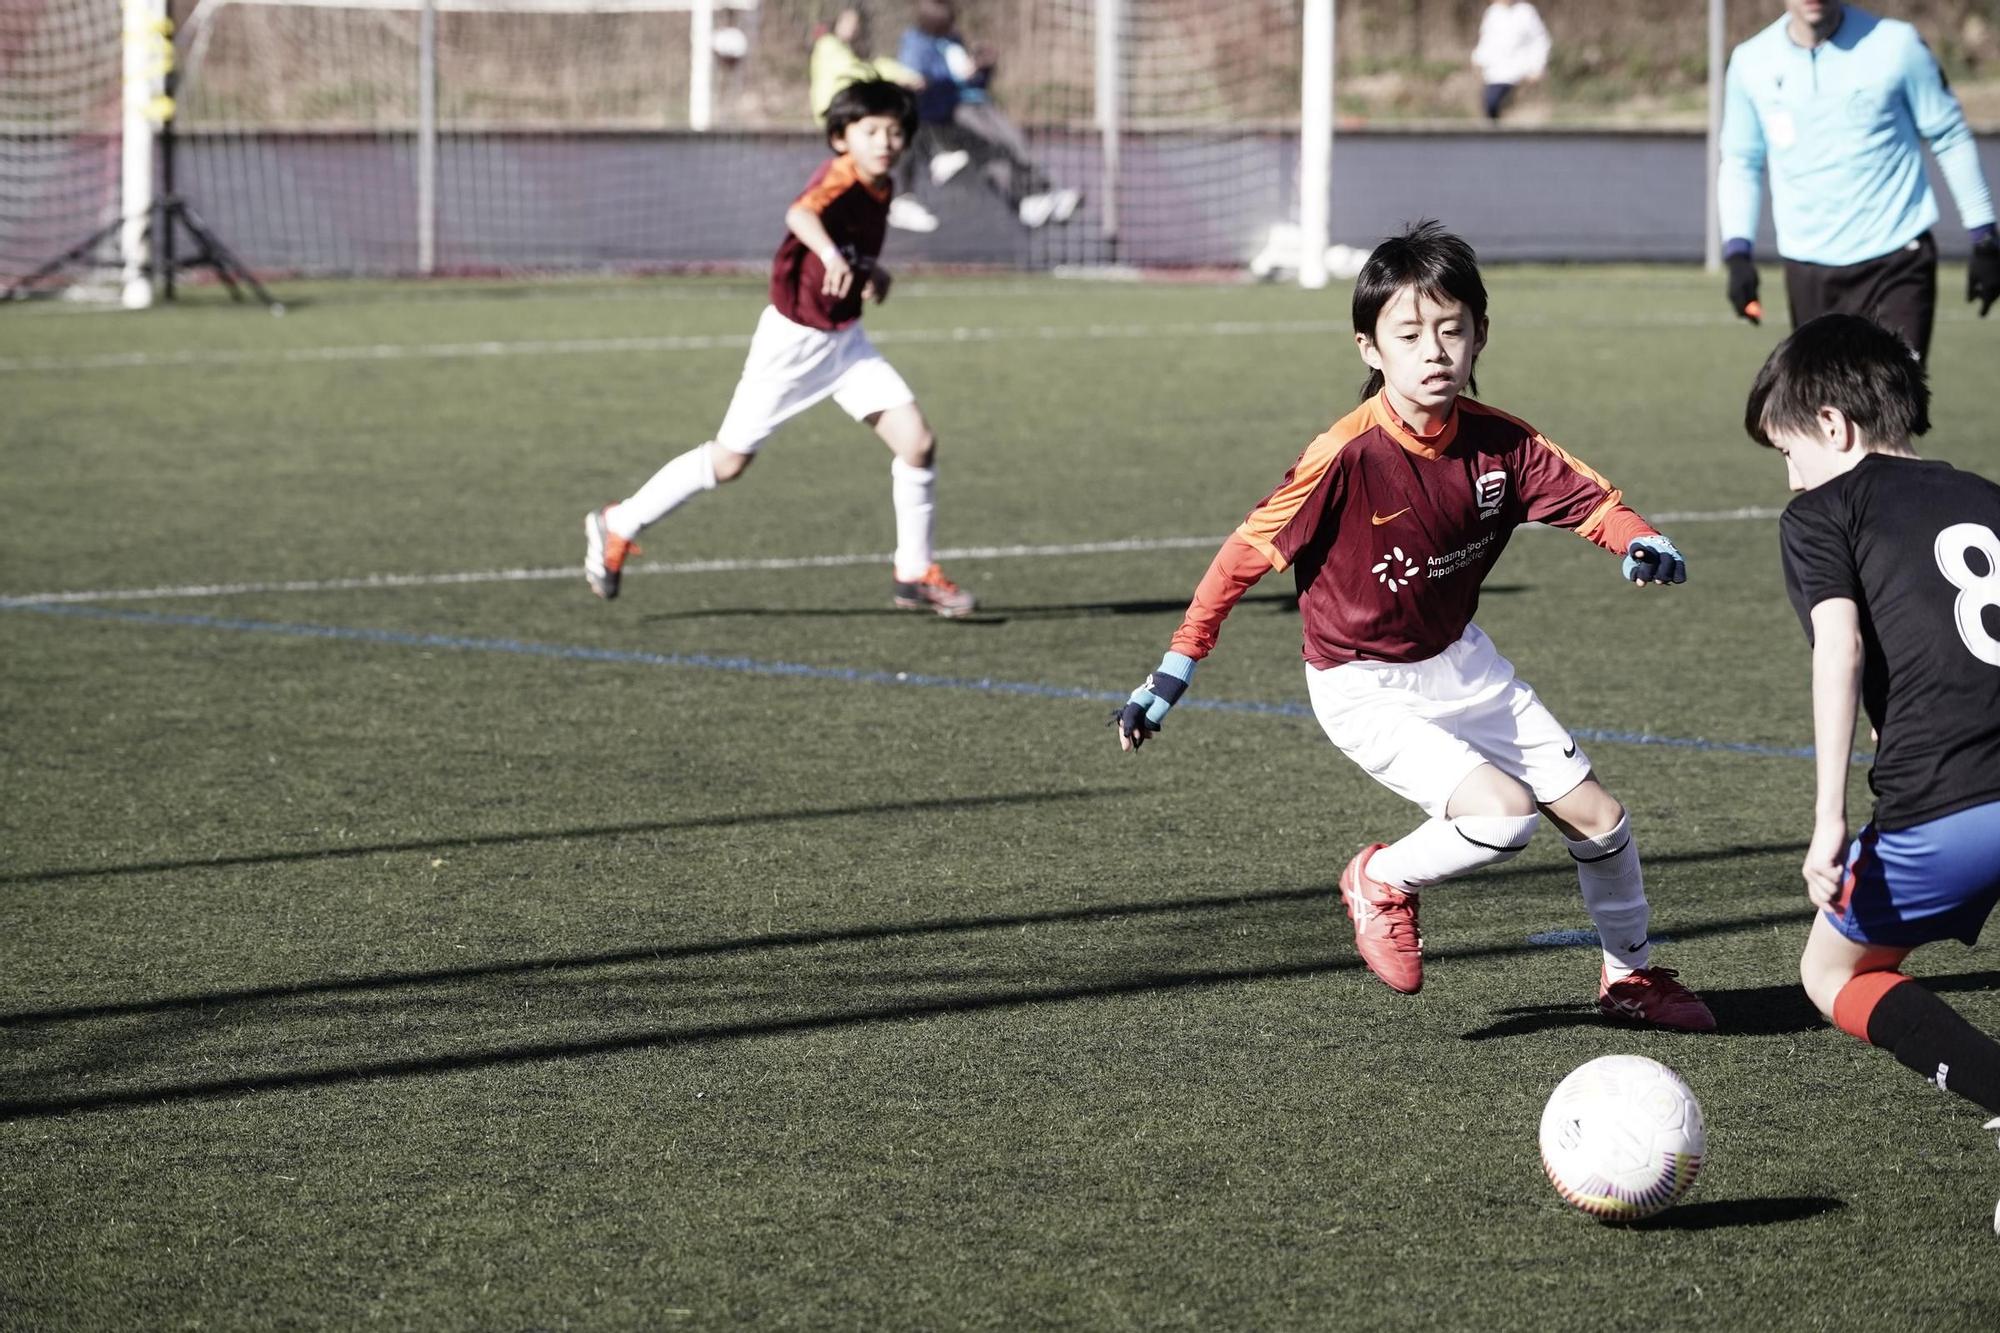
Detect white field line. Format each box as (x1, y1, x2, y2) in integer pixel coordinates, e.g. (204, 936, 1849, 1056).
(0, 511, 1782, 607)
(0, 320, 1349, 373)
(0, 303, 1861, 374)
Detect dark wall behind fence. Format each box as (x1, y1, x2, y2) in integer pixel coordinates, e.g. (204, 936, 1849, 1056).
(175, 129, 2000, 276)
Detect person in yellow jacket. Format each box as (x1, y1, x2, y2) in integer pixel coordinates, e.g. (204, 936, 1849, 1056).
(810, 8, 937, 232)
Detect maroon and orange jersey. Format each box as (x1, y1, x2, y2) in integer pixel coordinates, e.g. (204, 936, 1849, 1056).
(770, 153, 892, 331)
(1170, 394, 1659, 669)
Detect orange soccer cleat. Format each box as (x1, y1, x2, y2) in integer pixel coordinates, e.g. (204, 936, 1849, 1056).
(583, 508, 640, 601)
(891, 564, 977, 618)
(1339, 843, 1423, 994)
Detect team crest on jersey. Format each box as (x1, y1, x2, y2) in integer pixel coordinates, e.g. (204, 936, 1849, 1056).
(1475, 470, 1508, 519)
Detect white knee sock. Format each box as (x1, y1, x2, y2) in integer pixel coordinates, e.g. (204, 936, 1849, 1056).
(891, 459, 936, 581)
(1367, 812, 1539, 891)
(607, 443, 718, 540)
(1565, 813, 1650, 978)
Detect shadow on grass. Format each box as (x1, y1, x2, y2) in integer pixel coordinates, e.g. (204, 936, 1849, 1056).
(634, 591, 1304, 627)
(0, 788, 1118, 888)
(1463, 968, 2000, 1041)
(0, 842, 1831, 1121)
(1629, 1195, 1846, 1231)
(632, 587, 1527, 627)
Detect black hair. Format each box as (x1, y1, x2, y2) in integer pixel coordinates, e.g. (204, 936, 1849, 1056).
(824, 79, 919, 145)
(1351, 220, 1487, 401)
(915, 0, 955, 38)
(1743, 313, 1930, 449)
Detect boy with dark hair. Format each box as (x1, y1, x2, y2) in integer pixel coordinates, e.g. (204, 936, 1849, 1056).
(1746, 313, 2000, 1148)
(583, 80, 975, 617)
(1113, 220, 1714, 1029)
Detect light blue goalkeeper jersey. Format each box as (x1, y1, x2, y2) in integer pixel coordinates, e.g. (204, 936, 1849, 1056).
(1719, 5, 1993, 267)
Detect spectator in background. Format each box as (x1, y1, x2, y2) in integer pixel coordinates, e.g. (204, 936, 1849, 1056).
(898, 0, 1079, 228)
(1719, 0, 2000, 360)
(811, 8, 938, 232)
(1470, 0, 1551, 122)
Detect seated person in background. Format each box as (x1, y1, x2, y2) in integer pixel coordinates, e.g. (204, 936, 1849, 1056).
(898, 0, 1079, 228)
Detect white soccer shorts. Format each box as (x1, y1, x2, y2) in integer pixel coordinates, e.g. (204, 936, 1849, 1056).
(713, 304, 916, 455)
(1306, 623, 1592, 818)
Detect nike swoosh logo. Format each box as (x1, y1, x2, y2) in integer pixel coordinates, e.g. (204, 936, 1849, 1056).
(1563, 739, 1577, 758)
(1371, 508, 1410, 526)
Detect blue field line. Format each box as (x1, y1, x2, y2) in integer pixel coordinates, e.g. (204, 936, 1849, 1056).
(5, 601, 1853, 763)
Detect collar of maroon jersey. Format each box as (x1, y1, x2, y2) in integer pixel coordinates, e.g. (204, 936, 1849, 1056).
(1370, 392, 1459, 459)
(838, 152, 893, 202)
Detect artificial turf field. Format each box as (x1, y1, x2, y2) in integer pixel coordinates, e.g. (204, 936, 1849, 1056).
(3, 267, 1998, 1330)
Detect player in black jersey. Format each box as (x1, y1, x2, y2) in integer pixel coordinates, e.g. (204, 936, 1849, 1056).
(1747, 314, 2000, 1170)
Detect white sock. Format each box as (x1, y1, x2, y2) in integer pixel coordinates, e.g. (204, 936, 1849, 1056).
(1367, 812, 1539, 891)
(1565, 813, 1650, 978)
(891, 459, 936, 581)
(607, 443, 718, 540)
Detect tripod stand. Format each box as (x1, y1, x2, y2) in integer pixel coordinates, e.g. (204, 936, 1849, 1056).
(4, 74, 281, 311)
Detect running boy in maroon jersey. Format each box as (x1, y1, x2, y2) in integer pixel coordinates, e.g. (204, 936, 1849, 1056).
(1115, 221, 1714, 1029)
(584, 79, 975, 616)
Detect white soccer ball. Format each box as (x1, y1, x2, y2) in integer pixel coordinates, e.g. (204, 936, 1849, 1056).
(1539, 1054, 1704, 1222)
(711, 26, 749, 61)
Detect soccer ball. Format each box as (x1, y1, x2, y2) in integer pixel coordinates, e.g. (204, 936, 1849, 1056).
(1539, 1054, 1704, 1222)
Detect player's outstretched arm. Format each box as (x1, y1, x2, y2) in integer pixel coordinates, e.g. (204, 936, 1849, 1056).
(786, 205, 854, 299)
(1623, 533, 1687, 587)
(1804, 598, 1863, 908)
(1113, 532, 1273, 753)
(1113, 652, 1196, 752)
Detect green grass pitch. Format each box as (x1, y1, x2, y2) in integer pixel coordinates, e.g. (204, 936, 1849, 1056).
(4, 268, 1998, 1329)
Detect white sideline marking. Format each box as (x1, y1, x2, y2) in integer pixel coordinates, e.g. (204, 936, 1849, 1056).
(0, 303, 1844, 374)
(0, 511, 1781, 607)
(0, 320, 1351, 373)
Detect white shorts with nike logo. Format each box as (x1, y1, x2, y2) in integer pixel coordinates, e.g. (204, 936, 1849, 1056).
(1305, 623, 1592, 818)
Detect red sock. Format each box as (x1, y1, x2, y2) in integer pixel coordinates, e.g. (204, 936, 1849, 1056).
(1831, 971, 1909, 1041)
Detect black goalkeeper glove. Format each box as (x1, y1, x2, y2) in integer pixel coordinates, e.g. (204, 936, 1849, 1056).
(1724, 249, 1761, 325)
(1112, 652, 1196, 752)
(1969, 228, 2000, 317)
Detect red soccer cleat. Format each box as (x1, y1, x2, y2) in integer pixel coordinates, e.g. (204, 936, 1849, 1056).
(1597, 966, 1717, 1032)
(1339, 843, 1423, 994)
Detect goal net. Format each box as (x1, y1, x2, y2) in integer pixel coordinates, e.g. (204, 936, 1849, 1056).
(0, 0, 129, 292)
(12, 0, 1323, 287)
(995, 0, 1307, 274)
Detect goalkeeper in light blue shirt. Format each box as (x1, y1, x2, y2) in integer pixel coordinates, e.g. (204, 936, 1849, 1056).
(1718, 0, 2000, 360)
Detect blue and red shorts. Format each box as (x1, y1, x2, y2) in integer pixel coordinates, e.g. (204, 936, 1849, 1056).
(1828, 800, 2000, 948)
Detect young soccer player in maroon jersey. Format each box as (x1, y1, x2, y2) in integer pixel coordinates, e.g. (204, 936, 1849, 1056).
(1115, 221, 1714, 1030)
(1746, 314, 2000, 1173)
(583, 79, 975, 617)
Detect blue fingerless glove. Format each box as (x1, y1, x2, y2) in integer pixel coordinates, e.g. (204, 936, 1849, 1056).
(1113, 651, 1197, 749)
(1623, 534, 1687, 585)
